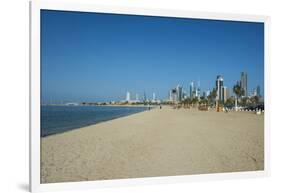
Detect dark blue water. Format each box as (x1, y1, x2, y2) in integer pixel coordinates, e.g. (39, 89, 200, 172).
(41, 105, 147, 137)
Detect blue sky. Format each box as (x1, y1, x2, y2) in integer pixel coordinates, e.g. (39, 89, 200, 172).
(41, 10, 264, 103)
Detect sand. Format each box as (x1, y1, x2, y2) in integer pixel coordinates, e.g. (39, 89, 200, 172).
(41, 106, 264, 183)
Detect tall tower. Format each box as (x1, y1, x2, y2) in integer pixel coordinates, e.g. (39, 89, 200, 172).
(152, 93, 156, 101)
(241, 72, 248, 97)
(197, 79, 201, 99)
(126, 91, 130, 102)
(257, 85, 261, 97)
(189, 82, 194, 99)
(176, 85, 183, 102)
(222, 86, 229, 103)
(143, 91, 147, 102)
(216, 75, 224, 102)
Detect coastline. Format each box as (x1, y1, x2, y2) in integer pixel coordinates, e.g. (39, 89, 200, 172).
(41, 107, 151, 138)
(41, 106, 264, 183)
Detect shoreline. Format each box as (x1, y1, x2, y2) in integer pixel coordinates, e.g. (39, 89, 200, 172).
(41, 106, 264, 183)
(42, 104, 160, 107)
(41, 107, 152, 138)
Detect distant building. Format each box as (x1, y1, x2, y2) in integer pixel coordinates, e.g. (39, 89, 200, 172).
(170, 88, 177, 103)
(152, 92, 156, 102)
(182, 90, 187, 99)
(216, 75, 224, 102)
(252, 86, 261, 98)
(206, 90, 211, 97)
(196, 88, 201, 99)
(240, 72, 248, 97)
(126, 91, 131, 102)
(252, 88, 257, 97)
(135, 93, 139, 102)
(202, 91, 206, 99)
(169, 85, 183, 103)
(176, 85, 183, 102)
(189, 82, 194, 99)
(257, 85, 261, 97)
(222, 86, 229, 103)
(143, 91, 147, 102)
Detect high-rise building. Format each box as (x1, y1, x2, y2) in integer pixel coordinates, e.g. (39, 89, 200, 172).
(240, 72, 248, 97)
(196, 88, 201, 99)
(252, 88, 257, 97)
(257, 85, 261, 97)
(143, 91, 147, 102)
(202, 91, 206, 99)
(170, 88, 177, 103)
(216, 75, 224, 102)
(252, 86, 261, 98)
(126, 91, 131, 102)
(182, 90, 187, 99)
(176, 85, 183, 102)
(222, 86, 229, 103)
(206, 90, 211, 97)
(152, 92, 156, 101)
(189, 82, 194, 99)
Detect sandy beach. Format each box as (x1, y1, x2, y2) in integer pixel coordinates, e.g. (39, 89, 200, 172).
(41, 106, 264, 183)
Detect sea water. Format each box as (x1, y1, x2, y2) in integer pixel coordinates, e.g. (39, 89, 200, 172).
(41, 105, 147, 137)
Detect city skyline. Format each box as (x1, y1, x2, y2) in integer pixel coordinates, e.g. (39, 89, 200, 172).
(41, 10, 264, 103)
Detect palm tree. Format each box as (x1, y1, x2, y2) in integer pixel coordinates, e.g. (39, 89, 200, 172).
(191, 97, 199, 107)
(208, 88, 217, 106)
(233, 83, 242, 110)
(250, 96, 259, 105)
(182, 98, 191, 108)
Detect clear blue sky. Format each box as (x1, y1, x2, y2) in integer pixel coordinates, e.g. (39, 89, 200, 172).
(41, 10, 264, 103)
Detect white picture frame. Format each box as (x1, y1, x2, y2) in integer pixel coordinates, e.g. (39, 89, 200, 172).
(29, 0, 270, 192)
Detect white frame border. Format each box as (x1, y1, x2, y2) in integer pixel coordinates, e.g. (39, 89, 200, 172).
(30, 1, 270, 192)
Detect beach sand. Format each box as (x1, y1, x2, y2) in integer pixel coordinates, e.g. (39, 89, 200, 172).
(41, 106, 264, 183)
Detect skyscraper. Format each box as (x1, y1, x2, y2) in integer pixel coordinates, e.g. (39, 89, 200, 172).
(126, 91, 131, 102)
(222, 86, 229, 103)
(241, 72, 248, 97)
(252, 86, 261, 98)
(196, 88, 201, 99)
(202, 91, 206, 99)
(189, 82, 194, 99)
(170, 88, 177, 103)
(257, 85, 261, 97)
(152, 92, 156, 101)
(176, 85, 183, 102)
(216, 75, 224, 102)
(143, 91, 147, 102)
(206, 90, 211, 97)
(197, 79, 201, 99)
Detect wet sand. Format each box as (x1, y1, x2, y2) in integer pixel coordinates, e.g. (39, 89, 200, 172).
(41, 106, 264, 183)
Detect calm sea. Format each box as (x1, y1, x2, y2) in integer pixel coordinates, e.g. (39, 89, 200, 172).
(41, 105, 147, 137)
